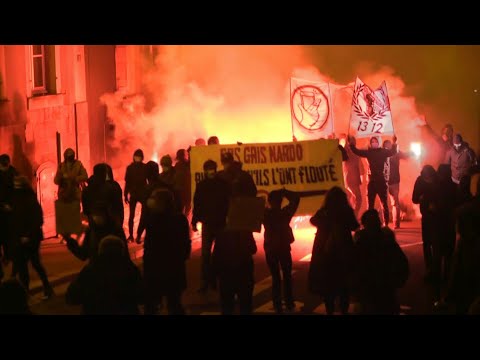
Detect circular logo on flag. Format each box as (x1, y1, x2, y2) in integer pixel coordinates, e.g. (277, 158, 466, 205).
(291, 85, 330, 132)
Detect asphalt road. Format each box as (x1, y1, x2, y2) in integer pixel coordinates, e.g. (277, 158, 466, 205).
(20, 218, 436, 315)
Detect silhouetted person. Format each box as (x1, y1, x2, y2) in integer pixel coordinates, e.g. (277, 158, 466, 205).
(195, 138, 207, 146)
(138, 160, 178, 241)
(445, 177, 480, 314)
(213, 152, 257, 315)
(82, 164, 121, 223)
(339, 135, 364, 218)
(173, 149, 192, 217)
(351, 209, 409, 314)
(124, 149, 148, 243)
(159, 154, 176, 186)
(383, 137, 410, 229)
(192, 160, 230, 293)
(65, 202, 127, 262)
(54, 148, 88, 203)
(412, 165, 440, 283)
(217, 152, 257, 197)
(66, 235, 143, 315)
(0, 279, 32, 315)
(350, 136, 397, 226)
(436, 164, 457, 289)
(0, 154, 18, 280)
(445, 134, 477, 185)
(207, 136, 220, 145)
(308, 186, 359, 315)
(106, 164, 124, 228)
(264, 188, 300, 313)
(10, 176, 54, 299)
(143, 189, 191, 315)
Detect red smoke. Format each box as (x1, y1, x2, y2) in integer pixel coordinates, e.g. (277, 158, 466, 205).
(101, 46, 424, 215)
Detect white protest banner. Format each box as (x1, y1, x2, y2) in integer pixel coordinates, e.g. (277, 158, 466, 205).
(290, 77, 334, 140)
(349, 77, 394, 138)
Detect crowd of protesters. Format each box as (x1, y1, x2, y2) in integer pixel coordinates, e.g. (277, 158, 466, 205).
(0, 124, 479, 316)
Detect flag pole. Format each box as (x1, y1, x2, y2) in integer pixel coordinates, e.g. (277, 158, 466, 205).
(383, 81, 395, 138)
(290, 77, 296, 141)
(348, 77, 359, 140)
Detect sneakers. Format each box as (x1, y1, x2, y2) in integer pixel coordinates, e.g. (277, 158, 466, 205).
(394, 224, 401, 229)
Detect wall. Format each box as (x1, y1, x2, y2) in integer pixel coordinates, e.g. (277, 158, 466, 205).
(85, 45, 116, 167)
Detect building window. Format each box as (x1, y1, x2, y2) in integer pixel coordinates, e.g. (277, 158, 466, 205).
(31, 45, 57, 96)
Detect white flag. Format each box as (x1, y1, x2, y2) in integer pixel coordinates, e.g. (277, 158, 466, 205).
(290, 77, 334, 140)
(349, 77, 394, 138)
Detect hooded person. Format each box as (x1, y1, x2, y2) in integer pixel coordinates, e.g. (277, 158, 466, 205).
(159, 155, 176, 187)
(54, 148, 88, 202)
(137, 160, 178, 240)
(65, 201, 127, 262)
(66, 235, 143, 315)
(349, 136, 398, 225)
(124, 149, 148, 243)
(382, 137, 411, 229)
(213, 152, 258, 315)
(445, 134, 477, 185)
(10, 176, 54, 299)
(0, 154, 19, 277)
(143, 188, 191, 315)
(173, 149, 192, 217)
(191, 159, 230, 293)
(351, 209, 409, 314)
(412, 165, 441, 285)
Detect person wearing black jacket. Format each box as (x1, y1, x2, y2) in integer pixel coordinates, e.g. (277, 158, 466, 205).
(138, 160, 178, 241)
(10, 176, 53, 299)
(105, 164, 124, 228)
(124, 149, 148, 243)
(143, 188, 191, 315)
(65, 202, 127, 262)
(383, 137, 411, 228)
(66, 235, 142, 315)
(349, 136, 397, 225)
(82, 164, 121, 220)
(213, 152, 258, 315)
(192, 160, 230, 293)
(263, 188, 300, 313)
(351, 209, 409, 314)
(412, 165, 440, 283)
(0, 154, 18, 280)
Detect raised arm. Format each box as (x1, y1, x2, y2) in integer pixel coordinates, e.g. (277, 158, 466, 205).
(350, 144, 369, 158)
(283, 189, 300, 218)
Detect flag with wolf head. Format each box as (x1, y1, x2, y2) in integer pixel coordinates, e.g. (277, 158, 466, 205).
(290, 77, 334, 140)
(349, 77, 394, 138)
